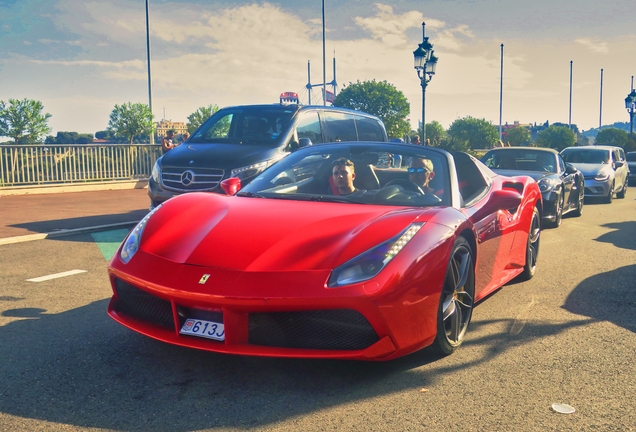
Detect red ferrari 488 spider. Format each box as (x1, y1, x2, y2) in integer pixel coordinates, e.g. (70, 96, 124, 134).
(108, 142, 542, 360)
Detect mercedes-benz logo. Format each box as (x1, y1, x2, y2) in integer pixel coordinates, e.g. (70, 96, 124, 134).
(181, 170, 195, 186)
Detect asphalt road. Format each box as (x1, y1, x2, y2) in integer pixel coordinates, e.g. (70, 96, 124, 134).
(0, 193, 635, 431)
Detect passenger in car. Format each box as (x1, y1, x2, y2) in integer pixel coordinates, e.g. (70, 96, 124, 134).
(330, 158, 363, 196)
(408, 157, 436, 194)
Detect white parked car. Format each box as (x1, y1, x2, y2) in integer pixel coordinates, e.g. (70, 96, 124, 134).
(561, 146, 628, 203)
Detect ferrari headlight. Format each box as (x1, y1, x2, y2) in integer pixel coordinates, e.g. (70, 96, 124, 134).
(151, 158, 161, 183)
(537, 178, 559, 193)
(328, 223, 424, 288)
(120, 205, 161, 264)
(231, 161, 269, 181)
(594, 172, 609, 181)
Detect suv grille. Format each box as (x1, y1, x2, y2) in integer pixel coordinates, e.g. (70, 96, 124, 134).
(161, 167, 225, 192)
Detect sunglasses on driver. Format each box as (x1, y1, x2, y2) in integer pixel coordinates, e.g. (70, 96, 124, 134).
(407, 167, 431, 174)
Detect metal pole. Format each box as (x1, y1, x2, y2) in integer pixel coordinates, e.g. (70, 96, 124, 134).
(599, 68, 603, 128)
(307, 61, 311, 105)
(499, 44, 504, 141)
(332, 53, 337, 98)
(569, 61, 573, 129)
(421, 22, 426, 144)
(322, 0, 326, 105)
(145, 0, 154, 145)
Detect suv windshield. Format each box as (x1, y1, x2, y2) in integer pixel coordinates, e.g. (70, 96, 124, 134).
(561, 148, 609, 164)
(627, 153, 636, 162)
(189, 106, 298, 145)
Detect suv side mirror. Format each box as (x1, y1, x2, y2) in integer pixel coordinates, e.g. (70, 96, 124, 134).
(614, 161, 624, 168)
(299, 138, 313, 148)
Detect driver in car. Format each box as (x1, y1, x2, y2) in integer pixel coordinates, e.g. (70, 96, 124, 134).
(408, 157, 435, 194)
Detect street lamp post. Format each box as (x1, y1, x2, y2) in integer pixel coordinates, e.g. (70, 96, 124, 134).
(413, 22, 438, 145)
(625, 89, 636, 136)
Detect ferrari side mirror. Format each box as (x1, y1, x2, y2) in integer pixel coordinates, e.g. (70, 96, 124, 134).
(220, 177, 242, 196)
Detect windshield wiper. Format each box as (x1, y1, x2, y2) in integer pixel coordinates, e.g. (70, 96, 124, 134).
(236, 191, 265, 198)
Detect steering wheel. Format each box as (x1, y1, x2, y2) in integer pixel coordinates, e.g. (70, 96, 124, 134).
(384, 179, 425, 195)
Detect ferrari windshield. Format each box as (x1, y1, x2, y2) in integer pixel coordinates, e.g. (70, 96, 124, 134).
(561, 148, 610, 164)
(239, 144, 451, 207)
(189, 106, 298, 145)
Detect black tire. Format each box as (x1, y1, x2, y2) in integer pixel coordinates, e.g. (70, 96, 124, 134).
(605, 182, 614, 203)
(572, 188, 584, 217)
(617, 181, 626, 199)
(520, 206, 541, 281)
(429, 237, 475, 356)
(546, 193, 563, 228)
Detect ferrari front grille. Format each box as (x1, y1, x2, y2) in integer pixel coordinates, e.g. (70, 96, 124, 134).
(248, 309, 379, 350)
(113, 279, 175, 330)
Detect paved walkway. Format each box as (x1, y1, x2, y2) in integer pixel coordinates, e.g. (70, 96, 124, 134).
(0, 189, 150, 244)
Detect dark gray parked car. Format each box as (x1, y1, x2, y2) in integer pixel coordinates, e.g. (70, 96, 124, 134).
(148, 104, 388, 209)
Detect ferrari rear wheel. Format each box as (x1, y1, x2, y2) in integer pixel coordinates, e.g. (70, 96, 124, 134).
(430, 237, 475, 356)
(520, 206, 541, 281)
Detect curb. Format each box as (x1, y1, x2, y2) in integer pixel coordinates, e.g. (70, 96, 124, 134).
(0, 180, 148, 196)
(0, 220, 140, 246)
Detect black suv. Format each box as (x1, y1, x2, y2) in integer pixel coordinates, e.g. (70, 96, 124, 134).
(148, 104, 388, 208)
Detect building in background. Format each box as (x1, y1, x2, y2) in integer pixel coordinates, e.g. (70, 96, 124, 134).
(156, 119, 187, 138)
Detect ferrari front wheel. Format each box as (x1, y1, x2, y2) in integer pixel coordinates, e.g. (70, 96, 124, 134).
(520, 206, 541, 281)
(430, 237, 475, 355)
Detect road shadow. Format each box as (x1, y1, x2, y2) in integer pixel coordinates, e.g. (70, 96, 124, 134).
(595, 221, 636, 251)
(0, 298, 593, 431)
(10, 209, 147, 236)
(562, 264, 636, 334)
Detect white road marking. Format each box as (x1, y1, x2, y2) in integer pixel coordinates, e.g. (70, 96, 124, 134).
(27, 269, 87, 283)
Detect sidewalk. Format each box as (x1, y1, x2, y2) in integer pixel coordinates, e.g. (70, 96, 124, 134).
(0, 188, 150, 245)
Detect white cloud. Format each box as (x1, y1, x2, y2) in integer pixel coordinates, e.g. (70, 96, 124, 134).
(575, 38, 609, 54)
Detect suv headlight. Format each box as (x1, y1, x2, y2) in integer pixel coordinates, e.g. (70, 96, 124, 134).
(151, 159, 162, 183)
(594, 172, 610, 181)
(328, 223, 424, 288)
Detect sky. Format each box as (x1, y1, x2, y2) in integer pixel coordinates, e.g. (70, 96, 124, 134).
(1, 0, 635, 137)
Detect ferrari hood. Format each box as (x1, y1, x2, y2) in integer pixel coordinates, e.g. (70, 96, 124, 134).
(139, 193, 436, 272)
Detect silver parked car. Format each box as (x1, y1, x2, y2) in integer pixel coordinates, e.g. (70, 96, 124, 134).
(626, 151, 636, 185)
(561, 146, 628, 203)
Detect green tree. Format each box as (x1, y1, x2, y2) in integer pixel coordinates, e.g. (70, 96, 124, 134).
(187, 105, 219, 133)
(107, 102, 154, 144)
(438, 135, 470, 153)
(423, 121, 446, 147)
(447, 117, 499, 150)
(595, 128, 629, 148)
(536, 125, 576, 151)
(45, 131, 94, 144)
(0, 98, 52, 144)
(504, 126, 531, 146)
(332, 79, 410, 139)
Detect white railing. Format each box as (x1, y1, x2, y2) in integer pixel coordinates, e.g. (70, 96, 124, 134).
(0, 143, 162, 188)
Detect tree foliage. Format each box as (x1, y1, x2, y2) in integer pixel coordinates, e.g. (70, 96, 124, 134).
(447, 117, 499, 150)
(595, 128, 629, 148)
(333, 80, 410, 139)
(107, 102, 154, 144)
(0, 98, 52, 144)
(438, 135, 470, 153)
(504, 126, 531, 146)
(187, 105, 219, 133)
(424, 121, 446, 147)
(536, 125, 576, 151)
(45, 131, 94, 144)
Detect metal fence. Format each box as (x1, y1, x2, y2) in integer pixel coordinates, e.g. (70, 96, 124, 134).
(0, 143, 162, 187)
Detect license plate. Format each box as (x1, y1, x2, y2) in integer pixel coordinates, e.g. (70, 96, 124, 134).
(179, 318, 225, 341)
